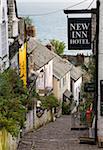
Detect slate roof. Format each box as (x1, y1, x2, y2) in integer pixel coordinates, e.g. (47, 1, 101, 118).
(63, 89, 72, 98)
(53, 53, 72, 79)
(27, 38, 55, 70)
(71, 66, 83, 81)
(53, 52, 83, 80)
(27, 37, 83, 80)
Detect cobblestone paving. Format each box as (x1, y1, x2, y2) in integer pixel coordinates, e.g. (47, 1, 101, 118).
(17, 115, 100, 150)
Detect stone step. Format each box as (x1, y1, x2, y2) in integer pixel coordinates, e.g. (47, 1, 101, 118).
(79, 137, 95, 145)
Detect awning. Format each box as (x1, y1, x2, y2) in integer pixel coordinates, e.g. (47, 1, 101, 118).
(63, 89, 72, 99)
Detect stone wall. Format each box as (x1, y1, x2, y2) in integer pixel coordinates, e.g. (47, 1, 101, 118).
(0, 128, 20, 150)
(0, 107, 53, 150)
(35, 109, 52, 129)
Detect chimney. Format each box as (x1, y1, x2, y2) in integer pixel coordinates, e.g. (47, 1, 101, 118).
(45, 44, 55, 52)
(26, 25, 36, 37)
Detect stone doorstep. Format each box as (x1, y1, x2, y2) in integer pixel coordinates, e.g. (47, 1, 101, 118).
(71, 127, 88, 130)
(37, 138, 79, 142)
(79, 137, 95, 145)
(21, 140, 33, 145)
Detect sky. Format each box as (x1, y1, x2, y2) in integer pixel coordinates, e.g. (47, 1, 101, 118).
(16, 0, 96, 9)
(16, 0, 96, 4)
(16, 0, 83, 2)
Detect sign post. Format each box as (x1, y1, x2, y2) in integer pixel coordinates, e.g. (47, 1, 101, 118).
(100, 80, 103, 116)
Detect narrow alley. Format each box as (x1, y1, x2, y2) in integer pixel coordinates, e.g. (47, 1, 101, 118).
(17, 115, 99, 150)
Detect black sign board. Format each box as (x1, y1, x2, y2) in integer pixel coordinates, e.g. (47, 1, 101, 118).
(84, 83, 95, 92)
(68, 18, 91, 50)
(100, 80, 103, 116)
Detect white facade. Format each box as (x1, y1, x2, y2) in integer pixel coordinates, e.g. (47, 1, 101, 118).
(60, 72, 71, 100)
(98, 0, 103, 142)
(35, 60, 53, 95)
(0, 0, 9, 71)
(53, 71, 71, 100)
(73, 77, 82, 105)
(8, 0, 19, 38)
(12, 17, 18, 38)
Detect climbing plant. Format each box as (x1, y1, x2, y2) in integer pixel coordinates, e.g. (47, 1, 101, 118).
(24, 16, 33, 26)
(41, 94, 59, 110)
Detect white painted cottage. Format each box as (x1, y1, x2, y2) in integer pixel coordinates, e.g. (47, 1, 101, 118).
(70, 66, 83, 106)
(0, 0, 9, 72)
(28, 38, 55, 96)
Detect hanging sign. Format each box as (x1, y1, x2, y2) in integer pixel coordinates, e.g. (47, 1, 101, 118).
(84, 83, 95, 92)
(68, 18, 91, 50)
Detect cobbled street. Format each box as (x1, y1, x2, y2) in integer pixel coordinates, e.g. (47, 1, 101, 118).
(17, 115, 100, 150)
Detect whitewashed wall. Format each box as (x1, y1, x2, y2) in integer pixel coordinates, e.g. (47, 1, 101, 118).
(60, 71, 71, 100)
(53, 71, 71, 101)
(74, 77, 82, 105)
(45, 60, 53, 89)
(12, 18, 19, 37)
(98, 0, 103, 142)
(24, 108, 52, 132)
(0, 0, 9, 71)
(36, 59, 53, 90)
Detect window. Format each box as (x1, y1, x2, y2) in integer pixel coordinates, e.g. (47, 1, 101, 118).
(70, 78, 73, 93)
(63, 76, 66, 86)
(30, 55, 33, 63)
(49, 64, 51, 75)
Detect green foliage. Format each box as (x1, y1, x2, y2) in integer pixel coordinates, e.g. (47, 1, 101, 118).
(24, 16, 32, 26)
(0, 118, 20, 137)
(81, 55, 96, 83)
(80, 84, 93, 103)
(62, 102, 71, 115)
(80, 56, 96, 114)
(0, 69, 28, 137)
(0, 69, 25, 98)
(41, 94, 59, 110)
(50, 39, 65, 55)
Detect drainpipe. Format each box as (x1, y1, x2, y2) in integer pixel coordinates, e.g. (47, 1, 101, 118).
(95, 0, 100, 143)
(44, 65, 46, 96)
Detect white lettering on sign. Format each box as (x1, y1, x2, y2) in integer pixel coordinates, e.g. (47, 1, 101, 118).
(70, 23, 90, 31)
(70, 22, 90, 46)
(72, 31, 88, 38)
(70, 39, 90, 45)
(68, 18, 91, 49)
